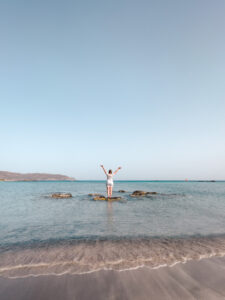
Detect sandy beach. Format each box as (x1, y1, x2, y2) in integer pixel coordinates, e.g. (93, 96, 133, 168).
(1, 256, 225, 300)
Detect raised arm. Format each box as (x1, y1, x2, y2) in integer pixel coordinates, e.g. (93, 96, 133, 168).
(113, 166, 122, 176)
(100, 165, 107, 175)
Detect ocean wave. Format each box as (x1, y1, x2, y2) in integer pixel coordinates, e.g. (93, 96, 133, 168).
(1, 235, 225, 278)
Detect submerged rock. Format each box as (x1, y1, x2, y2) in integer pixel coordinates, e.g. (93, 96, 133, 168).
(88, 193, 101, 196)
(118, 190, 126, 193)
(130, 190, 157, 197)
(51, 193, 72, 198)
(93, 196, 122, 201)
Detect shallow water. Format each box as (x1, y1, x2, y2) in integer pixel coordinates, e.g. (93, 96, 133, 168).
(0, 181, 225, 277)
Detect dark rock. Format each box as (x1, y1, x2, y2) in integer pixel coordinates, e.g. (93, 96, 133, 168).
(118, 190, 126, 193)
(92, 195, 106, 200)
(93, 196, 122, 201)
(130, 190, 148, 196)
(88, 193, 101, 196)
(130, 190, 157, 197)
(51, 193, 72, 198)
(108, 197, 122, 201)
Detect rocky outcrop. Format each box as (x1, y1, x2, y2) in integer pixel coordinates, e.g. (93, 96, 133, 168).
(93, 196, 122, 201)
(130, 190, 157, 197)
(51, 193, 72, 198)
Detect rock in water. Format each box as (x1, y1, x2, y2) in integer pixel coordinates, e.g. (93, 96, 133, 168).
(51, 193, 72, 198)
(108, 197, 122, 201)
(130, 190, 147, 196)
(130, 190, 157, 197)
(93, 196, 122, 201)
(93, 195, 106, 200)
(88, 193, 101, 196)
(118, 190, 126, 193)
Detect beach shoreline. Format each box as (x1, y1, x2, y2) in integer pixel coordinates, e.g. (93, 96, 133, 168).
(1, 256, 225, 300)
(1, 181, 225, 299)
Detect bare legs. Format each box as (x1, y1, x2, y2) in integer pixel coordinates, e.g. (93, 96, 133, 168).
(109, 186, 113, 198)
(107, 186, 113, 198)
(107, 186, 110, 198)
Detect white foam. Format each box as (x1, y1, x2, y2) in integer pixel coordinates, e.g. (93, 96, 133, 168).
(1, 237, 225, 279)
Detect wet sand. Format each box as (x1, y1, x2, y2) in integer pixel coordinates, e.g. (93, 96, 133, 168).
(1, 256, 225, 300)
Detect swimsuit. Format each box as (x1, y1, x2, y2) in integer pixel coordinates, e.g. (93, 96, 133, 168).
(106, 174, 114, 187)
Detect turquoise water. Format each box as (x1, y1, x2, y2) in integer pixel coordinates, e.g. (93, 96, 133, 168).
(1, 181, 225, 245)
(1, 181, 225, 277)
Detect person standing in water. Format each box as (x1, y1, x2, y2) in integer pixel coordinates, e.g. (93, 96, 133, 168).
(100, 165, 122, 198)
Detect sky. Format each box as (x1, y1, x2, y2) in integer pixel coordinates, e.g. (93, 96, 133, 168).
(0, 0, 225, 180)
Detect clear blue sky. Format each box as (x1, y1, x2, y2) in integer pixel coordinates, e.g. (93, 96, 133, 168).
(0, 0, 225, 180)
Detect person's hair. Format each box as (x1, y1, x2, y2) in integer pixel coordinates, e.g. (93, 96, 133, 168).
(108, 169, 112, 174)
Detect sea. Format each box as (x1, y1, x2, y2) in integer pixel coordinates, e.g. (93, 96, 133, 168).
(0, 180, 225, 278)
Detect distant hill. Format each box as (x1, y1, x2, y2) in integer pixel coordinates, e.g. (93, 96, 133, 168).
(0, 171, 75, 181)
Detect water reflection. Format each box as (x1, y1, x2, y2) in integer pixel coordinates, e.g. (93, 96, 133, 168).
(107, 201, 113, 232)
